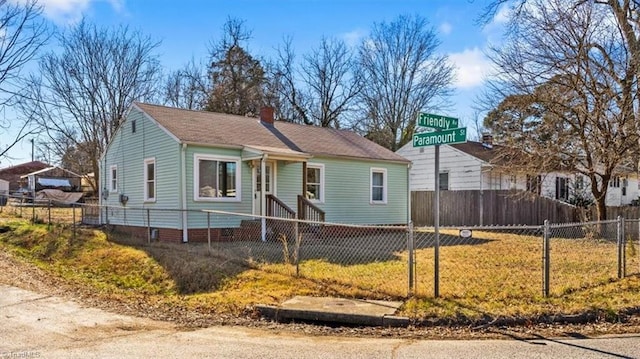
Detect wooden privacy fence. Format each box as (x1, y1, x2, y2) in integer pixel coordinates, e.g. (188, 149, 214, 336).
(411, 190, 580, 226)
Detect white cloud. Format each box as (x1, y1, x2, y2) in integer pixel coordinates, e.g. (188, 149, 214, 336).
(439, 22, 452, 35)
(340, 29, 366, 48)
(482, 3, 511, 38)
(449, 47, 493, 89)
(493, 4, 511, 24)
(22, 0, 125, 25)
(37, 0, 91, 24)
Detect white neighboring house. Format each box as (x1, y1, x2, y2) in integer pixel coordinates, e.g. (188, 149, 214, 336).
(396, 135, 639, 207)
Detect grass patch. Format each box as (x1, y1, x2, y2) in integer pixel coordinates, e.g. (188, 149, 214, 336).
(0, 214, 639, 324)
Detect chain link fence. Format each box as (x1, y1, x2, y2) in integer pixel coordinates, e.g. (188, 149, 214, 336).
(0, 194, 81, 226)
(2, 199, 638, 301)
(202, 210, 410, 299)
(413, 225, 544, 299)
(547, 220, 620, 297)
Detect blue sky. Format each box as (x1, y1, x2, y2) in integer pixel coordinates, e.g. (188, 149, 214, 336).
(4, 0, 507, 165)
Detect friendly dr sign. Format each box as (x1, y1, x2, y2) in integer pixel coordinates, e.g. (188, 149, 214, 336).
(417, 113, 459, 130)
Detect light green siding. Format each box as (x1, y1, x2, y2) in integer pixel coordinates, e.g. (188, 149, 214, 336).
(312, 157, 408, 225)
(275, 161, 303, 210)
(101, 107, 181, 229)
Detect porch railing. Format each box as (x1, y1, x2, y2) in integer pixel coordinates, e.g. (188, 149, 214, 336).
(266, 194, 296, 219)
(297, 195, 325, 223)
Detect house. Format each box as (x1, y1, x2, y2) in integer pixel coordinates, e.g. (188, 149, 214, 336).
(99, 103, 410, 242)
(0, 161, 49, 193)
(396, 135, 639, 206)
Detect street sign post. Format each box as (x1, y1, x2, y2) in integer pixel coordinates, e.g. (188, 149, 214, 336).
(413, 112, 466, 298)
(413, 127, 467, 147)
(417, 113, 459, 130)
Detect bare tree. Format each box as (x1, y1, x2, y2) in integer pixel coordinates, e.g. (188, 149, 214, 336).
(270, 37, 311, 124)
(482, 0, 637, 220)
(355, 14, 454, 151)
(273, 36, 360, 128)
(206, 17, 266, 116)
(0, 0, 49, 161)
(163, 58, 209, 110)
(21, 20, 161, 193)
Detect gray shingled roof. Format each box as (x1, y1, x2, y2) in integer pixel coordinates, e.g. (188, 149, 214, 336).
(135, 103, 409, 163)
(450, 141, 503, 164)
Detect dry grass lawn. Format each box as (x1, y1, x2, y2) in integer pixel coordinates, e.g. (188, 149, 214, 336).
(0, 211, 638, 324)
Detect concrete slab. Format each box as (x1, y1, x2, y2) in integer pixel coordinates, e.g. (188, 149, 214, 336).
(257, 296, 409, 327)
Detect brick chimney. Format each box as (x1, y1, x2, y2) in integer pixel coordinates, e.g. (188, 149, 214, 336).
(260, 107, 274, 125)
(482, 133, 493, 148)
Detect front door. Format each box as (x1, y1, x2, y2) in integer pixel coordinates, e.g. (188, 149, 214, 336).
(254, 162, 275, 215)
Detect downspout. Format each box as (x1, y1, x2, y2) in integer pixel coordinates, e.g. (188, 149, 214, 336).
(181, 143, 188, 243)
(261, 153, 268, 242)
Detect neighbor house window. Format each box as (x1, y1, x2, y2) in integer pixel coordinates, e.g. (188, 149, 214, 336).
(306, 163, 324, 202)
(131, 120, 136, 133)
(194, 154, 240, 201)
(439, 172, 449, 191)
(144, 158, 156, 202)
(109, 165, 118, 193)
(556, 177, 569, 201)
(370, 168, 387, 204)
(610, 176, 620, 188)
(509, 175, 517, 190)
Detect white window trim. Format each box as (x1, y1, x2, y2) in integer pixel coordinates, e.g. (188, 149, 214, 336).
(109, 165, 118, 193)
(370, 167, 387, 205)
(194, 153, 241, 202)
(306, 163, 325, 203)
(144, 157, 156, 202)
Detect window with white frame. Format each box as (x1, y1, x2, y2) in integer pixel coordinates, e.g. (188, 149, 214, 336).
(370, 168, 387, 204)
(306, 163, 324, 202)
(194, 154, 240, 201)
(109, 165, 118, 192)
(144, 158, 156, 202)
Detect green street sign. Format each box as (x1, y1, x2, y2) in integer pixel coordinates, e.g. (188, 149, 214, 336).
(413, 127, 467, 147)
(417, 113, 459, 130)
